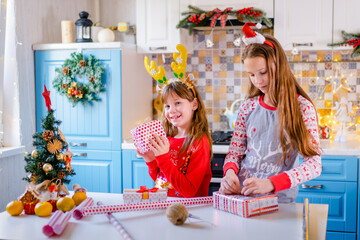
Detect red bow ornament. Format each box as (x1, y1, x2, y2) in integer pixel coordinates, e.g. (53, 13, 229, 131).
(136, 186, 159, 200)
(211, 7, 233, 28)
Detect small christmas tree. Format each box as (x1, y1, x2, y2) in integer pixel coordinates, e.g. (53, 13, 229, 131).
(23, 85, 75, 196)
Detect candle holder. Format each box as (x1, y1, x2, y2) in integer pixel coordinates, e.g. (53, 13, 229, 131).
(75, 11, 93, 42)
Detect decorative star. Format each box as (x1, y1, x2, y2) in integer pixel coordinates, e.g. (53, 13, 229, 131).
(206, 39, 214, 48)
(42, 84, 51, 111)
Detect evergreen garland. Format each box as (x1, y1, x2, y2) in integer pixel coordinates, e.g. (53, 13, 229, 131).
(53, 52, 105, 107)
(328, 31, 360, 58)
(23, 109, 75, 185)
(177, 5, 273, 35)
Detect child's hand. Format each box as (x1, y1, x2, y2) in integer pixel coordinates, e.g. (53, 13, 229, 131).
(219, 169, 242, 194)
(241, 178, 275, 195)
(149, 134, 169, 157)
(136, 149, 155, 163)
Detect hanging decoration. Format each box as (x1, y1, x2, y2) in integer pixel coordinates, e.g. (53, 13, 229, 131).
(328, 31, 360, 58)
(53, 52, 105, 106)
(177, 5, 273, 35)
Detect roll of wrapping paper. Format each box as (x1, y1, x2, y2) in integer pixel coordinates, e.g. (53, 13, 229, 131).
(53, 211, 72, 235)
(98, 201, 134, 240)
(82, 196, 213, 216)
(73, 197, 94, 220)
(42, 210, 65, 237)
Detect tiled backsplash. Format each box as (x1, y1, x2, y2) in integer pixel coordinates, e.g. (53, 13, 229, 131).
(151, 29, 360, 136)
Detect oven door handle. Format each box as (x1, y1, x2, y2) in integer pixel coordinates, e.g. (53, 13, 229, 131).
(210, 178, 222, 183)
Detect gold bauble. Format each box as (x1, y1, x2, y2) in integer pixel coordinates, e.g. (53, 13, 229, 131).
(31, 149, 39, 158)
(56, 152, 65, 161)
(43, 163, 53, 174)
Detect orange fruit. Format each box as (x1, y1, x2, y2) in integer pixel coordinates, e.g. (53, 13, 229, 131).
(6, 201, 24, 216)
(34, 202, 53, 217)
(72, 192, 87, 206)
(56, 197, 75, 212)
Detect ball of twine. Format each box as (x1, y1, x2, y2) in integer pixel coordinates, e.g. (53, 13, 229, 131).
(166, 203, 188, 225)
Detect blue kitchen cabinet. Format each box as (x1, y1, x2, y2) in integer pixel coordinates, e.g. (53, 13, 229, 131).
(296, 156, 358, 240)
(122, 150, 155, 190)
(35, 49, 122, 193)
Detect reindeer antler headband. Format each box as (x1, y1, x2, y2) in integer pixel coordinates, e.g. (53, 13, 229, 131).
(144, 44, 196, 97)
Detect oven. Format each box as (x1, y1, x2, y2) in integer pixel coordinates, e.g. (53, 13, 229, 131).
(209, 153, 226, 196)
(208, 131, 233, 196)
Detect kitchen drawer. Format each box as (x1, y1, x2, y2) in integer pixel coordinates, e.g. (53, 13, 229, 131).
(68, 150, 121, 193)
(122, 150, 155, 190)
(296, 180, 357, 233)
(326, 231, 356, 240)
(300, 155, 357, 182)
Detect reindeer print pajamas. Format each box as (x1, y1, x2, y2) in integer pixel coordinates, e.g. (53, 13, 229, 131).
(223, 95, 321, 203)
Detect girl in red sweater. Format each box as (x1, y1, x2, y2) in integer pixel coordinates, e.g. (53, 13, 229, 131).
(139, 45, 212, 198)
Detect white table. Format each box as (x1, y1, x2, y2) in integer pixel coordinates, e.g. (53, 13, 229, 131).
(0, 192, 328, 240)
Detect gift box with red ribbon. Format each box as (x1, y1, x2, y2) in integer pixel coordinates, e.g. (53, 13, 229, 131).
(130, 120, 167, 154)
(123, 186, 167, 204)
(213, 192, 278, 218)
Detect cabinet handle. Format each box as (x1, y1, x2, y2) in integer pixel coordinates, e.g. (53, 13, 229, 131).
(292, 43, 313, 47)
(149, 46, 167, 51)
(70, 142, 87, 147)
(72, 153, 87, 157)
(301, 184, 323, 189)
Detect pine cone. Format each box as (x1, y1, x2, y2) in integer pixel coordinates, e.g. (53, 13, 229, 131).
(79, 60, 87, 67)
(42, 130, 54, 141)
(199, 13, 206, 21)
(37, 162, 44, 169)
(205, 11, 214, 18)
(57, 172, 65, 179)
(89, 76, 95, 83)
(62, 83, 68, 89)
(62, 67, 70, 75)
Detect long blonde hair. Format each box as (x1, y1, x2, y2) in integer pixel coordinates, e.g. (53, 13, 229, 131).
(242, 34, 319, 165)
(161, 81, 212, 158)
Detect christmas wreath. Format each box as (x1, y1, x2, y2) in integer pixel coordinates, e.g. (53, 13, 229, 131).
(328, 31, 360, 58)
(53, 52, 105, 106)
(177, 5, 273, 35)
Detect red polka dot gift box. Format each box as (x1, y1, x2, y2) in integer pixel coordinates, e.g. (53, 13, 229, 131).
(130, 120, 167, 154)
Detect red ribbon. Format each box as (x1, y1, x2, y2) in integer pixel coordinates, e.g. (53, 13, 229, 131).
(211, 8, 233, 28)
(136, 186, 159, 193)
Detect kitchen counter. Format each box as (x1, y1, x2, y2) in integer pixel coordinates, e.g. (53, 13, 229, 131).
(0, 192, 328, 240)
(123, 139, 360, 156)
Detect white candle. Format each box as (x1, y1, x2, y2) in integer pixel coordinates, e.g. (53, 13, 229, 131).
(61, 20, 74, 43)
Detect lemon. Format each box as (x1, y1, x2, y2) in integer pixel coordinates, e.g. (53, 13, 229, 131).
(72, 192, 87, 206)
(6, 201, 24, 216)
(35, 202, 53, 217)
(56, 197, 75, 212)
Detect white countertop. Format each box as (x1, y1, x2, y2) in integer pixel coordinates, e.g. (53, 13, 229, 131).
(0, 192, 328, 240)
(32, 41, 136, 51)
(122, 138, 360, 156)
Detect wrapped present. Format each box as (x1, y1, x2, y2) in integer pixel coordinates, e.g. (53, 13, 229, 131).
(123, 186, 167, 204)
(213, 191, 278, 218)
(18, 189, 41, 215)
(130, 120, 167, 153)
(319, 125, 330, 139)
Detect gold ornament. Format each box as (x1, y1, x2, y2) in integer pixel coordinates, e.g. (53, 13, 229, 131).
(166, 203, 188, 225)
(31, 149, 39, 158)
(57, 128, 66, 143)
(56, 152, 65, 161)
(42, 130, 54, 141)
(47, 139, 63, 154)
(42, 163, 53, 174)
